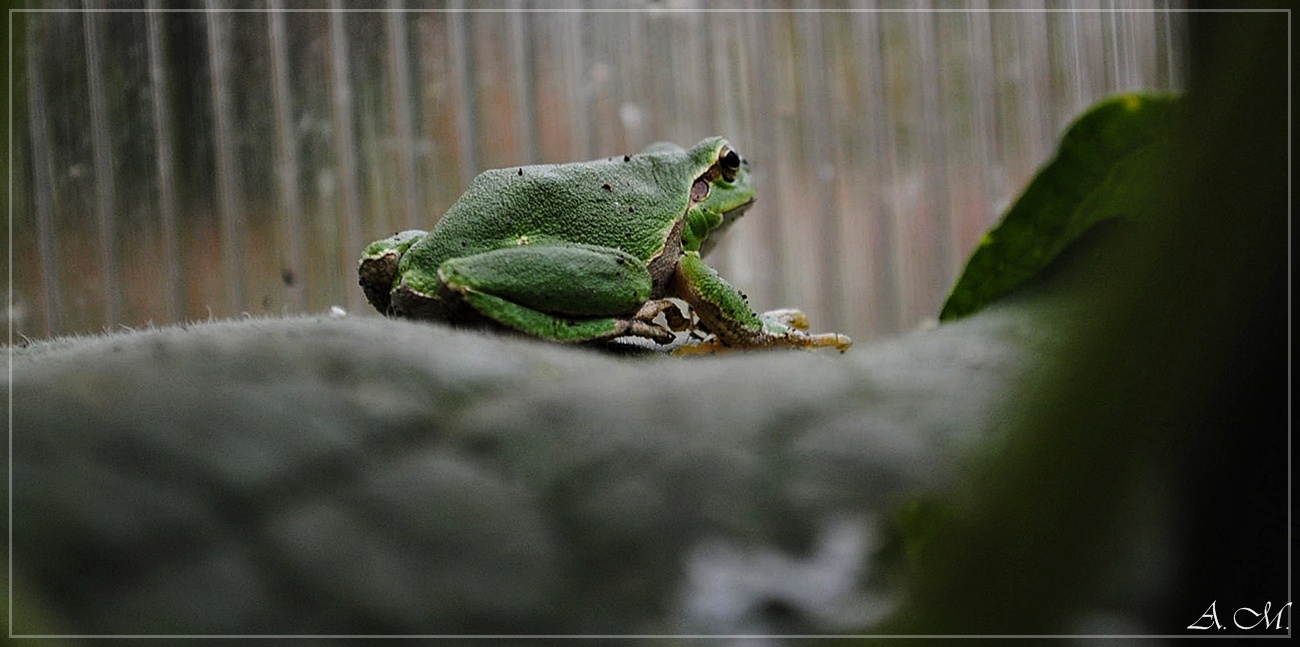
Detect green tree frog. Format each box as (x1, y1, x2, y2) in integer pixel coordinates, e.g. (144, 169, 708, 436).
(358, 137, 851, 353)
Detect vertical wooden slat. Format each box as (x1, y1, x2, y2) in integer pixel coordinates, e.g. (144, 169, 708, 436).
(447, 1, 479, 183)
(386, 1, 422, 230)
(1014, 9, 1050, 173)
(739, 6, 781, 313)
(794, 5, 839, 328)
(821, 8, 871, 334)
(328, 1, 365, 312)
(887, 8, 923, 324)
(268, 0, 306, 310)
(205, 1, 245, 314)
(12, 5, 1188, 340)
(508, 2, 539, 165)
(1157, 3, 1187, 89)
(146, 1, 183, 321)
(965, 0, 1001, 227)
(25, 13, 60, 336)
(854, 3, 903, 336)
(557, 6, 588, 160)
(1104, 1, 1124, 91)
(766, 12, 803, 310)
(1063, 8, 1089, 117)
(83, 2, 122, 326)
(1112, 0, 1133, 89)
(913, 2, 956, 315)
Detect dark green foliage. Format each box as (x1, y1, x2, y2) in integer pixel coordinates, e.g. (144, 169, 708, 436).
(939, 93, 1181, 322)
(893, 7, 1288, 635)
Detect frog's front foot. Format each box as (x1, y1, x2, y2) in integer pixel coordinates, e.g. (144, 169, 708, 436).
(757, 308, 853, 352)
(672, 308, 853, 356)
(672, 331, 853, 356)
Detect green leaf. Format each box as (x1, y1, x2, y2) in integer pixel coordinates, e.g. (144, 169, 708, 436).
(939, 93, 1182, 322)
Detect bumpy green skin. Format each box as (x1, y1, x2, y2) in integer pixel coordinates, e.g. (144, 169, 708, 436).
(408, 142, 726, 268)
(358, 137, 851, 352)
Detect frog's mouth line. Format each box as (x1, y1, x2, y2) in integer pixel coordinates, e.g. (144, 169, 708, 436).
(725, 197, 756, 218)
(717, 197, 755, 232)
(698, 198, 755, 257)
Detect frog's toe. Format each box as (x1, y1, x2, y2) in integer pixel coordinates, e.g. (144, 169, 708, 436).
(759, 308, 814, 331)
(817, 332, 854, 352)
(771, 328, 852, 352)
(620, 319, 678, 345)
(670, 337, 731, 356)
(358, 254, 402, 314)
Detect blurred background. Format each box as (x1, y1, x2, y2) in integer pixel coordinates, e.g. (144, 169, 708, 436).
(7, 1, 1186, 343)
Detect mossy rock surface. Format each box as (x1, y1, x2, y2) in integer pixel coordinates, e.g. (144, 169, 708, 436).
(8, 272, 1081, 636)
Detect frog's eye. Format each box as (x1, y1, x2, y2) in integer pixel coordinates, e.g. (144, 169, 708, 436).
(718, 146, 742, 182)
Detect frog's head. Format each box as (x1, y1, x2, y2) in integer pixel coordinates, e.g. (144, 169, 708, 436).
(681, 137, 757, 253)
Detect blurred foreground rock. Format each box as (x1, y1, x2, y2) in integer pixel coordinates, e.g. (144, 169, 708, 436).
(7, 282, 1073, 639)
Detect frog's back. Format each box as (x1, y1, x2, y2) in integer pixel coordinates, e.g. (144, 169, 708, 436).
(417, 151, 695, 267)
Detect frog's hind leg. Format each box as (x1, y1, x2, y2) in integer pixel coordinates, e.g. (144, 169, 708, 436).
(434, 243, 675, 344)
(459, 290, 675, 344)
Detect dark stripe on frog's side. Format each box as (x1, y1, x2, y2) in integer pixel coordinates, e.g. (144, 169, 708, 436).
(646, 215, 687, 298)
(645, 192, 755, 298)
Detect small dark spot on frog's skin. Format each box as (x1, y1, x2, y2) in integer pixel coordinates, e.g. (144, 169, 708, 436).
(623, 155, 631, 162)
(517, 168, 524, 176)
(628, 206, 635, 212)
(602, 182, 613, 191)
(615, 257, 626, 265)
(460, 240, 469, 247)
